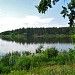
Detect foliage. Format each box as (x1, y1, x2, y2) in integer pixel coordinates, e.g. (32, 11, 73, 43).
(36, 0, 75, 27)
(0, 27, 75, 41)
(44, 47, 58, 58)
(0, 53, 11, 66)
(0, 47, 75, 74)
(0, 64, 3, 74)
(55, 51, 69, 65)
(36, 45, 43, 53)
(22, 51, 31, 56)
(68, 48, 75, 63)
(2, 66, 11, 74)
(15, 56, 31, 70)
(36, 0, 59, 13)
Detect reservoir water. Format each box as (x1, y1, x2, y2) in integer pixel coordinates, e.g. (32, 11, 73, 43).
(0, 37, 75, 55)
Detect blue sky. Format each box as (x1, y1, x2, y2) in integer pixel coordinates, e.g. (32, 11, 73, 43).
(0, 0, 70, 32)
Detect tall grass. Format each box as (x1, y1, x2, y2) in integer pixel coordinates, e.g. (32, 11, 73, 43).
(0, 47, 75, 75)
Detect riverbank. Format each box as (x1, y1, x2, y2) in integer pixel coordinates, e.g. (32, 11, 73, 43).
(0, 47, 75, 75)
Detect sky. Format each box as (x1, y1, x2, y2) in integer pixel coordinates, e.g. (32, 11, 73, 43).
(0, 0, 70, 32)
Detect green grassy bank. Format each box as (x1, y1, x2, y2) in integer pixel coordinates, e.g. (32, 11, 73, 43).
(0, 46, 75, 75)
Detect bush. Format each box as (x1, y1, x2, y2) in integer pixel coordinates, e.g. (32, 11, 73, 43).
(0, 64, 3, 74)
(31, 54, 48, 67)
(68, 49, 75, 63)
(44, 48, 58, 58)
(16, 56, 31, 70)
(22, 51, 31, 56)
(2, 66, 11, 74)
(54, 50, 75, 65)
(36, 45, 43, 53)
(55, 50, 69, 65)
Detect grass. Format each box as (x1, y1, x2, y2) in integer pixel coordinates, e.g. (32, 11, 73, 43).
(1, 64, 75, 75)
(0, 47, 75, 75)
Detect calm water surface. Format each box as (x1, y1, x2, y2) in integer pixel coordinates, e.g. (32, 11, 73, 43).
(0, 38, 75, 55)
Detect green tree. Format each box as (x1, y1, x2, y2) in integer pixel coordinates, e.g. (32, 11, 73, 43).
(36, 0, 75, 27)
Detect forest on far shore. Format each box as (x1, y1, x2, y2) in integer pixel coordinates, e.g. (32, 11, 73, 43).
(0, 27, 75, 39)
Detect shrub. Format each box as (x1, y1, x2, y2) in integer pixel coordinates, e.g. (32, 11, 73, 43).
(44, 48, 58, 58)
(1, 53, 11, 66)
(36, 45, 43, 53)
(16, 56, 31, 70)
(22, 51, 31, 56)
(2, 66, 11, 74)
(68, 49, 75, 63)
(31, 54, 48, 67)
(0, 64, 3, 74)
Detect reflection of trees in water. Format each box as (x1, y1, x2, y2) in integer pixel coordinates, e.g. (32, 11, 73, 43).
(27, 37, 73, 44)
(1, 37, 74, 45)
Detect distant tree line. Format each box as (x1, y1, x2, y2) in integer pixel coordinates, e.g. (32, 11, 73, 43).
(0, 27, 75, 38)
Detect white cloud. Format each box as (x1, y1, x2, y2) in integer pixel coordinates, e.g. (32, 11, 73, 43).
(0, 15, 69, 32)
(0, 15, 54, 32)
(23, 16, 54, 27)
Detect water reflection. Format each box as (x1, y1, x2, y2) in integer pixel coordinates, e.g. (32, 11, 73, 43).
(1, 37, 74, 44)
(0, 37, 75, 55)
